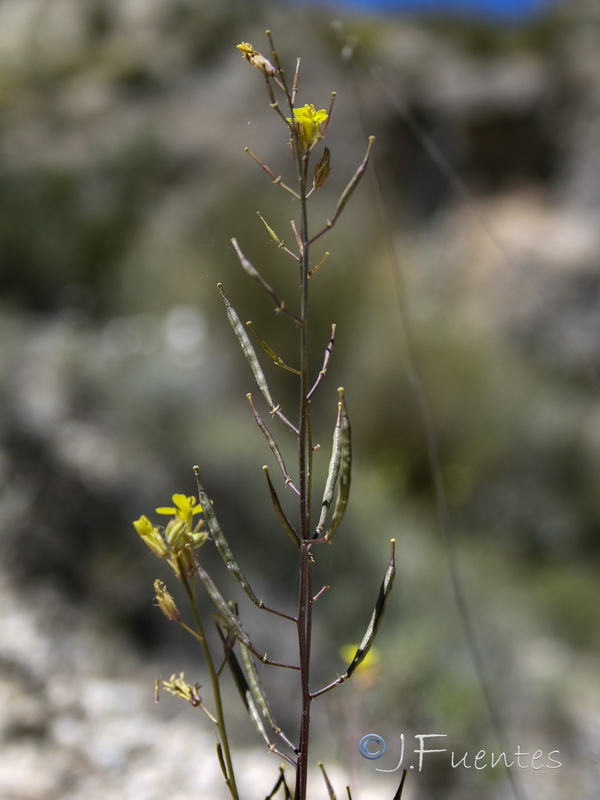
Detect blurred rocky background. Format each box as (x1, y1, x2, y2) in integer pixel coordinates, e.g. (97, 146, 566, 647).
(0, 0, 599, 798)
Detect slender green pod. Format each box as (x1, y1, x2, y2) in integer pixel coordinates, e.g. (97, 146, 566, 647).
(325, 387, 352, 541)
(194, 466, 262, 607)
(239, 644, 297, 754)
(194, 556, 297, 669)
(194, 558, 253, 649)
(216, 626, 272, 747)
(218, 283, 276, 409)
(217, 622, 297, 763)
(219, 284, 298, 435)
(314, 400, 343, 538)
(345, 539, 396, 677)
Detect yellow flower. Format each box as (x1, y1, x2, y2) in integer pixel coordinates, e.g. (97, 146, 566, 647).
(287, 104, 328, 151)
(236, 42, 276, 77)
(156, 494, 202, 525)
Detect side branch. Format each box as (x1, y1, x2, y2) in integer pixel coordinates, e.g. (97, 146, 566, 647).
(311, 539, 396, 698)
(231, 239, 302, 323)
(307, 324, 336, 400)
(307, 136, 375, 246)
(245, 147, 300, 199)
(247, 393, 300, 496)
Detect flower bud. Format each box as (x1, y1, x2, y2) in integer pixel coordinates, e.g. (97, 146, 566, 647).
(154, 579, 180, 621)
(236, 42, 276, 77)
(189, 529, 208, 549)
(169, 544, 197, 579)
(163, 672, 202, 707)
(165, 518, 187, 549)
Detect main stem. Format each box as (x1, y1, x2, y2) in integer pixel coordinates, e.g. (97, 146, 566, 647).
(296, 144, 313, 800)
(273, 42, 314, 795)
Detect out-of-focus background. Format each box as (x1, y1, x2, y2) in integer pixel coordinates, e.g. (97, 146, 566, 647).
(1, 0, 599, 798)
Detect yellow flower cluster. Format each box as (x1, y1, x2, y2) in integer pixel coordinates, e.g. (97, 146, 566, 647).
(287, 104, 328, 152)
(133, 493, 207, 578)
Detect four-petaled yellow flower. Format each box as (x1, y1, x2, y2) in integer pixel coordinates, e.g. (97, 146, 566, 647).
(156, 494, 202, 525)
(287, 104, 328, 152)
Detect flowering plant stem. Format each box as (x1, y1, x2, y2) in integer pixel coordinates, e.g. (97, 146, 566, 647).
(278, 46, 315, 800)
(179, 564, 240, 800)
(134, 30, 398, 800)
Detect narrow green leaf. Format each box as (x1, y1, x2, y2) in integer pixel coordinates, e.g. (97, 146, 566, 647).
(266, 767, 292, 800)
(318, 762, 337, 800)
(194, 466, 262, 608)
(308, 250, 330, 278)
(325, 387, 352, 541)
(247, 321, 301, 375)
(314, 400, 343, 538)
(263, 466, 300, 547)
(283, 774, 293, 800)
(346, 539, 396, 677)
(392, 770, 408, 800)
(216, 742, 229, 783)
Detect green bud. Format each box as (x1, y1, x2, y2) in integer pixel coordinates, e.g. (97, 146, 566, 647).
(165, 518, 187, 549)
(189, 529, 208, 549)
